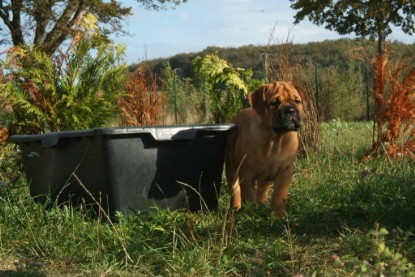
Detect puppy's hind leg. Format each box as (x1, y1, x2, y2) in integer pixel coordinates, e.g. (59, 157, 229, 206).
(230, 177, 242, 210)
(226, 154, 247, 211)
(225, 160, 242, 210)
(256, 181, 271, 204)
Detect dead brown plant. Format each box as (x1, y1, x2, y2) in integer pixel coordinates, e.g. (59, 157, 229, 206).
(118, 66, 163, 126)
(365, 50, 415, 159)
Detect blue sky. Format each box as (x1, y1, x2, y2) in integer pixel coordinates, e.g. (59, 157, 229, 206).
(118, 0, 415, 63)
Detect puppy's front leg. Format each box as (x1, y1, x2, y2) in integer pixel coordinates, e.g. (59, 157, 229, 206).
(271, 165, 294, 218)
(230, 175, 255, 210)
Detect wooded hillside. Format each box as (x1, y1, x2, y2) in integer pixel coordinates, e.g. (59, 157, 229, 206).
(131, 38, 415, 79)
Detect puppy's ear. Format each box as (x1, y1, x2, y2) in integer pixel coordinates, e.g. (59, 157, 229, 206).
(292, 83, 307, 110)
(248, 85, 267, 116)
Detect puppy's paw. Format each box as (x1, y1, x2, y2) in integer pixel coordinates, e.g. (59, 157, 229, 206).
(272, 201, 287, 219)
(275, 208, 287, 219)
(232, 202, 242, 211)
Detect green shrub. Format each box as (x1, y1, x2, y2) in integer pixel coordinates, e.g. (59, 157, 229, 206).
(317, 63, 368, 121)
(0, 35, 127, 134)
(191, 54, 253, 123)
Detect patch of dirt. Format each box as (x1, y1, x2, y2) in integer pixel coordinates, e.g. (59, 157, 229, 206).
(0, 257, 46, 277)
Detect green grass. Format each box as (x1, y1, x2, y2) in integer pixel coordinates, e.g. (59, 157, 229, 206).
(1, 121, 415, 276)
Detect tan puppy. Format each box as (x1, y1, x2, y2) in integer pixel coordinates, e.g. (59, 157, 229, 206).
(225, 81, 304, 218)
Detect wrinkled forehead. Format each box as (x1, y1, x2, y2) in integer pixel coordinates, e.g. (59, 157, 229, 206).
(265, 81, 301, 100)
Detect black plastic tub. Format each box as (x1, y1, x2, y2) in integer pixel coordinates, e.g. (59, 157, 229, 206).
(9, 124, 234, 216)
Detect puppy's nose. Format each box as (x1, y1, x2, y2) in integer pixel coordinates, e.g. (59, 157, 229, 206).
(285, 107, 297, 115)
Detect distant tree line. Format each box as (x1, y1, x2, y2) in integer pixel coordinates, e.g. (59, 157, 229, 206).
(131, 38, 415, 80)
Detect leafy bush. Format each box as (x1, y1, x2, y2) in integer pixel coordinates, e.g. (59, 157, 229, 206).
(333, 226, 415, 276)
(0, 35, 127, 134)
(191, 54, 253, 123)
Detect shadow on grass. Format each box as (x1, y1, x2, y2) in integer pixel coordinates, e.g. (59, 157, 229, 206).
(227, 172, 415, 238)
(288, 173, 415, 236)
(0, 270, 46, 277)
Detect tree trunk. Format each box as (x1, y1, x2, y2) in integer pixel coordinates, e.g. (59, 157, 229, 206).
(377, 25, 384, 55)
(10, 0, 24, 46)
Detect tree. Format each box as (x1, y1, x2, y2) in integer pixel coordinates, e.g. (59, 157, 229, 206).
(290, 0, 415, 54)
(0, 0, 187, 55)
(161, 61, 185, 124)
(161, 61, 205, 124)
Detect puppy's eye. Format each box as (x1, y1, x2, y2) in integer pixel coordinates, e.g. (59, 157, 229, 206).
(295, 99, 302, 104)
(269, 100, 280, 106)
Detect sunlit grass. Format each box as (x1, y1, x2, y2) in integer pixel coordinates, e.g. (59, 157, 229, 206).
(0, 120, 414, 276)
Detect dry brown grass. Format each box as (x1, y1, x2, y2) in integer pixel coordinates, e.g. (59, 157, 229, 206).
(266, 28, 320, 156)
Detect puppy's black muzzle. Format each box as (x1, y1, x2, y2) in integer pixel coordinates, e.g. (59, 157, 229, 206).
(274, 105, 302, 132)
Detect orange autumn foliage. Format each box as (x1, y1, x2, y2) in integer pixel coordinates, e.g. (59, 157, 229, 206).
(367, 51, 415, 159)
(118, 67, 162, 127)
